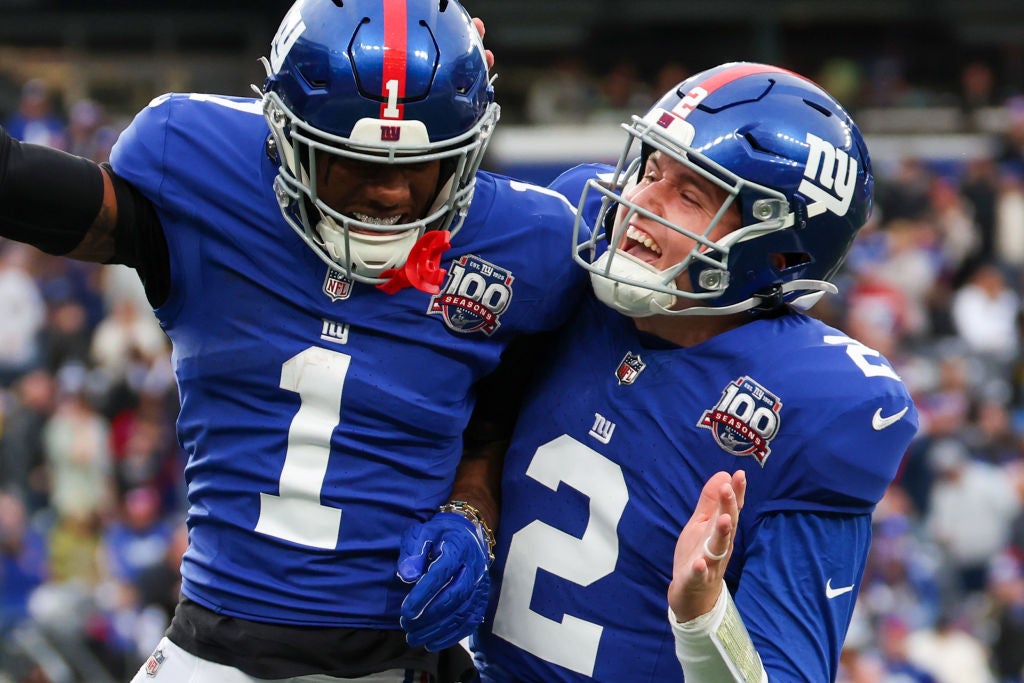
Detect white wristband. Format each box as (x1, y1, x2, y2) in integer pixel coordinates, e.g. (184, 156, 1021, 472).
(669, 584, 768, 683)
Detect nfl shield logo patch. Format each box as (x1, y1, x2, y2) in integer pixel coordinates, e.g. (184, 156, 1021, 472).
(323, 268, 353, 302)
(616, 351, 645, 385)
(145, 648, 166, 677)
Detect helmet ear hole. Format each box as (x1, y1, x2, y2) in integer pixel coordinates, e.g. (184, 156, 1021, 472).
(777, 252, 810, 270)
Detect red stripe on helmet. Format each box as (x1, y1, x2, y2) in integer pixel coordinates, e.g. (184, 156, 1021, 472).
(380, 0, 408, 120)
(699, 63, 804, 93)
(670, 62, 809, 120)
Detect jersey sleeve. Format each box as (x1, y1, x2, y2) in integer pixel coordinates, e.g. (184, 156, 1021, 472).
(529, 181, 593, 328)
(547, 163, 615, 228)
(732, 510, 872, 681)
(765, 387, 919, 516)
(479, 175, 593, 335)
(758, 329, 921, 514)
(108, 94, 174, 204)
(811, 394, 918, 507)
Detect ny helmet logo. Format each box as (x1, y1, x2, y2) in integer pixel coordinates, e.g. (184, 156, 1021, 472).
(798, 132, 858, 218)
(269, 2, 305, 73)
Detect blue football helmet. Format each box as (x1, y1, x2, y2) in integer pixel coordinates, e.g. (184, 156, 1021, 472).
(574, 62, 873, 317)
(262, 0, 498, 284)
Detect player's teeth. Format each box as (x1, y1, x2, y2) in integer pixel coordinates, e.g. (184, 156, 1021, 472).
(626, 226, 661, 255)
(354, 213, 401, 226)
(642, 237, 661, 254)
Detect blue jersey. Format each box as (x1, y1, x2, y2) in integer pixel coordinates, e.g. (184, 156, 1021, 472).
(108, 93, 588, 628)
(473, 166, 919, 682)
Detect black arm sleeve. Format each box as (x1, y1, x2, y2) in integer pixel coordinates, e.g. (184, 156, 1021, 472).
(0, 125, 172, 307)
(0, 124, 104, 254)
(100, 162, 171, 308)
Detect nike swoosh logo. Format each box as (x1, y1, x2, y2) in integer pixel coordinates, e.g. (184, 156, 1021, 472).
(825, 578, 855, 599)
(872, 406, 908, 431)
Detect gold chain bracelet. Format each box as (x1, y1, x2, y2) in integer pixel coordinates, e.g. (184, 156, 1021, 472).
(439, 500, 495, 562)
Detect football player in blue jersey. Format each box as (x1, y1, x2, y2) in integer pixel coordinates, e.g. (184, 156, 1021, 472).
(0, 1, 589, 681)
(472, 62, 920, 682)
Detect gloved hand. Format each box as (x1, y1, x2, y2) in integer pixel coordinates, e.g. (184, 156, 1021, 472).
(397, 511, 492, 651)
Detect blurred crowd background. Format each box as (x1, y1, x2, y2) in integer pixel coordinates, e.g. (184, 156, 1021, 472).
(3, 1, 1024, 682)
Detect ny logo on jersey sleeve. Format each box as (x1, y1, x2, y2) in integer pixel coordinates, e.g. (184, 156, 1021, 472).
(698, 376, 781, 466)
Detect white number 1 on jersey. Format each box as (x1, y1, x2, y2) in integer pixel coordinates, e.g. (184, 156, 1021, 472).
(255, 346, 349, 549)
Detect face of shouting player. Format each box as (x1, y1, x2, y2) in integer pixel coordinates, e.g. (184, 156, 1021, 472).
(613, 150, 740, 296)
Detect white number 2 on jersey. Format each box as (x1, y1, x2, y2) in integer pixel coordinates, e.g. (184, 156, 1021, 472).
(492, 435, 629, 676)
(255, 347, 349, 549)
(824, 335, 901, 380)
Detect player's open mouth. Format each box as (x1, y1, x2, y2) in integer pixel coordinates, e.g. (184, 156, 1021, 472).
(622, 225, 662, 263)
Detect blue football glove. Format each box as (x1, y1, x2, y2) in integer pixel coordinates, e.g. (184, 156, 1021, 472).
(397, 511, 492, 651)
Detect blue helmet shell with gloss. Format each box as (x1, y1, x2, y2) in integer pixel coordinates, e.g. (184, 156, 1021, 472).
(261, 0, 499, 284)
(265, 0, 493, 142)
(576, 62, 873, 317)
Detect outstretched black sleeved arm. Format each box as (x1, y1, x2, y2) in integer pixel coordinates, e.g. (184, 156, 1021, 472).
(0, 126, 171, 307)
(0, 124, 105, 255)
